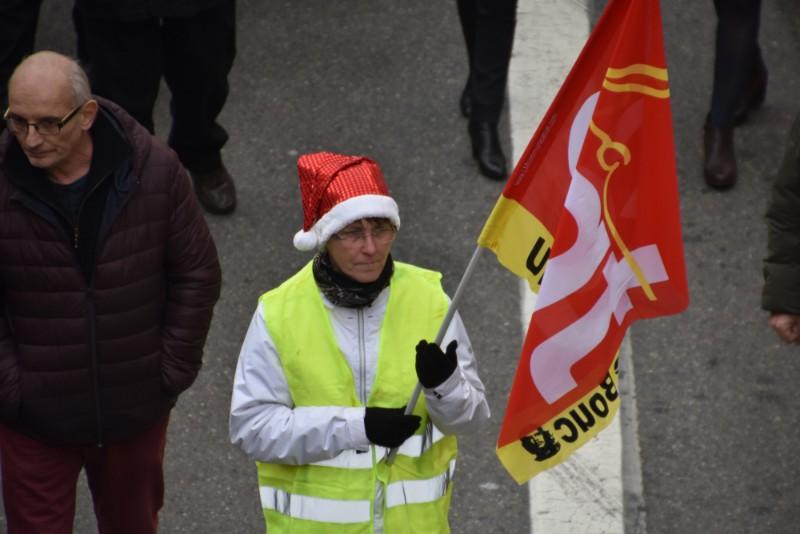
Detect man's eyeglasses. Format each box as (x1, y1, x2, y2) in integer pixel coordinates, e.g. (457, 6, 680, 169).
(332, 223, 396, 247)
(3, 102, 86, 137)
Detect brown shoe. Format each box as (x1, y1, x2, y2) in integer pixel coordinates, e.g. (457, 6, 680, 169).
(703, 123, 737, 189)
(191, 166, 237, 215)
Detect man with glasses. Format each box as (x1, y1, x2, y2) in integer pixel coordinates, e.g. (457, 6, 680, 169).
(229, 151, 490, 532)
(0, 51, 221, 533)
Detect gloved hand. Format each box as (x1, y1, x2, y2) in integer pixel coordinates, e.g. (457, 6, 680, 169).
(364, 406, 421, 448)
(415, 340, 458, 388)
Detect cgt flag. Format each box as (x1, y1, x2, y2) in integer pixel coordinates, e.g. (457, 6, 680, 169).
(477, 0, 689, 484)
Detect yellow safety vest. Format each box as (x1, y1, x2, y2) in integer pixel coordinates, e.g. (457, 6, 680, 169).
(257, 261, 458, 533)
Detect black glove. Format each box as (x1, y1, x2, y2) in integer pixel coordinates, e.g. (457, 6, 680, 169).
(364, 406, 421, 448)
(415, 340, 458, 388)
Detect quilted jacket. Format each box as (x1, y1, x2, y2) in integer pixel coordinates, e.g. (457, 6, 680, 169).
(0, 96, 221, 446)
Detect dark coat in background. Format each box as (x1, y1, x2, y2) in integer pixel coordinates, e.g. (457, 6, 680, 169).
(0, 96, 221, 446)
(763, 113, 800, 314)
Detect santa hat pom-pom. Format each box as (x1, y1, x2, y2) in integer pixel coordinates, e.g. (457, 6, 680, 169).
(293, 229, 318, 251)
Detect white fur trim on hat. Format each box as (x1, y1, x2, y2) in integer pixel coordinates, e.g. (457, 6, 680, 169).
(293, 194, 400, 251)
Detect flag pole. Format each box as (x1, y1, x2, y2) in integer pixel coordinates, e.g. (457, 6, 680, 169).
(386, 244, 484, 464)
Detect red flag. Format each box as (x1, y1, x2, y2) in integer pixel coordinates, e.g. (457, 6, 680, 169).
(478, 0, 688, 483)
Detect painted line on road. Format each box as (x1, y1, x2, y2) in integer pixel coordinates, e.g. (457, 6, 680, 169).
(508, 1, 647, 532)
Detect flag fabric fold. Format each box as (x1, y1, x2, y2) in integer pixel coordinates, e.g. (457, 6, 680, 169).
(478, 0, 689, 484)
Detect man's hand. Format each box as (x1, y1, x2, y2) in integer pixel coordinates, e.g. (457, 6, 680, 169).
(768, 313, 800, 343)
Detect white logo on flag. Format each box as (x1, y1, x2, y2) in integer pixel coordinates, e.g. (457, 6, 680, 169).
(530, 93, 668, 404)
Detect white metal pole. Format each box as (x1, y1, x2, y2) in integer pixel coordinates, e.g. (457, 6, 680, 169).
(385, 245, 484, 464)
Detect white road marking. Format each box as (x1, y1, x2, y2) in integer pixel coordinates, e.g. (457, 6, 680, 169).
(508, 1, 647, 532)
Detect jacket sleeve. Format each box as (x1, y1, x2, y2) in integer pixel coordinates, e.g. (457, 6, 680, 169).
(160, 163, 222, 395)
(0, 296, 20, 422)
(422, 310, 491, 435)
(763, 113, 800, 314)
(229, 304, 370, 464)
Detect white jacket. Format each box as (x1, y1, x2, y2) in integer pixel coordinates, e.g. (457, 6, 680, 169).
(229, 285, 490, 464)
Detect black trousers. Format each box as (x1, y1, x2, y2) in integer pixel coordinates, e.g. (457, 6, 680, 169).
(0, 0, 43, 111)
(76, 1, 236, 172)
(708, 0, 763, 128)
(456, 0, 517, 125)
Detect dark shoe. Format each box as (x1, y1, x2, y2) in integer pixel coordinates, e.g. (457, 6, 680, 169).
(469, 121, 507, 180)
(460, 88, 472, 119)
(703, 123, 737, 189)
(733, 55, 768, 126)
(191, 165, 237, 215)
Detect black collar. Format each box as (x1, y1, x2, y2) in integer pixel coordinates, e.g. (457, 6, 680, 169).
(313, 252, 395, 308)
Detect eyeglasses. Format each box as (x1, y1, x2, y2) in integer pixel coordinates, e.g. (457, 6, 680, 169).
(3, 102, 86, 136)
(332, 223, 396, 247)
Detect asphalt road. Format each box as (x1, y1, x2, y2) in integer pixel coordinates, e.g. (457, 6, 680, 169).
(2, 1, 799, 533)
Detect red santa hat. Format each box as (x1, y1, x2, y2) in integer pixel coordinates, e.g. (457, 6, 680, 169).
(293, 152, 400, 251)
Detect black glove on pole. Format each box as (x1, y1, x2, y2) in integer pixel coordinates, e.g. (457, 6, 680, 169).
(364, 407, 421, 448)
(415, 339, 458, 388)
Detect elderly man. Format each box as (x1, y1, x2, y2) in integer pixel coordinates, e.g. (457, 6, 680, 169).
(230, 152, 489, 532)
(0, 51, 221, 533)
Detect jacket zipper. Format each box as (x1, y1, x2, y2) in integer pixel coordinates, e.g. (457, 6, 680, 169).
(72, 175, 107, 250)
(86, 288, 103, 447)
(74, 178, 107, 446)
(357, 309, 367, 405)
(358, 309, 386, 533)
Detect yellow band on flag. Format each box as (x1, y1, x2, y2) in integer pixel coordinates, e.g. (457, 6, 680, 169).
(496, 357, 620, 485)
(477, 196, 554, 294)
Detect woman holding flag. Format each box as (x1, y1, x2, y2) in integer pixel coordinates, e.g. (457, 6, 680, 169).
(229, 151, 489, 533)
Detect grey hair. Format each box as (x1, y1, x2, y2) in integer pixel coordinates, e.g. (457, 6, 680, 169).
(68, 60, 91, 106)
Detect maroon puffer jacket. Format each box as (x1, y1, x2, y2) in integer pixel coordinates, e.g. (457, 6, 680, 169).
(0, 97, 221, 446)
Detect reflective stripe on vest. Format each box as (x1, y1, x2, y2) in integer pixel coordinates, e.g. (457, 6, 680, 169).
(258, 459, 457, 522)
(312, 421, 446, 469)
(259, 486, 371, 524)
(386, 459, 456, 508)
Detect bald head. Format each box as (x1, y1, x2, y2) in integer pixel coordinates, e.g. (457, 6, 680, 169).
(9, 51, 90, 108)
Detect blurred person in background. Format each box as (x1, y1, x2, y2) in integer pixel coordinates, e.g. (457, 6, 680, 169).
(0, 0, 43, 120)
(73, 0, 238, 214)
(703, 0, 766, 189)
(456, 0, 517, 181)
